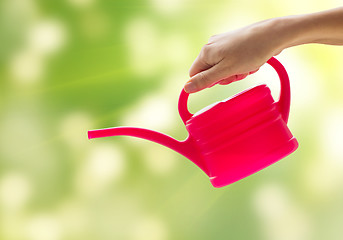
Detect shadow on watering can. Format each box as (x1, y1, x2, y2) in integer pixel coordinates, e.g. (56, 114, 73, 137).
(88, 57, 298, 188)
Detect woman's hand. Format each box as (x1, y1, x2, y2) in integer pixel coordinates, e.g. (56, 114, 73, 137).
(184, 18, 287, 93)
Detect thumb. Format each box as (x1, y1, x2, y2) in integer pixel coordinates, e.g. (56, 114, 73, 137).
(184, 65, 232, 93)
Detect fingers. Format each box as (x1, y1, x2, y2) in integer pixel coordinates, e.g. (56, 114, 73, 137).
(189, 54, 212, 77)
(185, 67, 261, 91)
(218, 76, 236, 85)
(186, 53, 261, 93)
(218, 73, 248, 85)
(218, 68, 260, 85)
(184, 65, 233, 93)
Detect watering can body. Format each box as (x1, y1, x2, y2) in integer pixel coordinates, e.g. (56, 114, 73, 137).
(88, 57, 298, 188)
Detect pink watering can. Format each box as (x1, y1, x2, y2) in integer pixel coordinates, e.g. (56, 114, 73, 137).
(88, 57, 298, 188)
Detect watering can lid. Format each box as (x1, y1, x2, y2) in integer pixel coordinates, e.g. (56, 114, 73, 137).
(187, 84, 271, 124)
(179, 57, 291, 125)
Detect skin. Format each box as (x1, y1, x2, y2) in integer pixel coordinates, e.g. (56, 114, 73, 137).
(184, 7, 343, 93)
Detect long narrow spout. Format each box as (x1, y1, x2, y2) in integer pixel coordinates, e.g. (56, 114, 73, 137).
(88, 127, 184, 152)
(88, 127, 209, 175)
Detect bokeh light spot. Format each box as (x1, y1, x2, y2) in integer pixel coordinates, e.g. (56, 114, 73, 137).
(27, 19, 67, 55)
(303, 156, 343, 201)
(26, 214, 63, 240)
(76, 143, 125, 194)
(253, 183, 311, 240)
(320, 108, 343, 162)
(149, 0, 186, 15)
(125, 18, 161, 77)
(121, 94, 175, 133)
(163, 34, 191, 67)
(0, 172, 32, 212)
(142, 144, 177, 176)
(9, 49, 44, 84)
(131, 216, 168, 240)
(8, 19, 66, 84)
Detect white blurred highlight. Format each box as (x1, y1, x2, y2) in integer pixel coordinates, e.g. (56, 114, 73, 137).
(320, 108, 343, 162)
(0, 172, 32, 212)
(9, 19, 67, 84)
(58, 200, 89, 239)
(121, 94, 175, 133)
(125, 18, 161, 77)
(131, 216, 168, 240)
(204, 1, 260, 34)
(142, 144, 177, 175)
(28, 20, 66, 55)
(303, 156, 343, 201)
(163, 34, 191, 67)
(9, 49, 44, 84)
(282, 55, 322, 110)
(250, 54, 321, 108)
(150, 0, 186, 14)
(26, 214, 63, 240)
(300, 107, 343, 199)
(253, 183, 312, 240)
(76, 143, 125, 194)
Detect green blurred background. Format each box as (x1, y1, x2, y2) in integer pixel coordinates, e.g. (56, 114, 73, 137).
(1, 0, 343, 239)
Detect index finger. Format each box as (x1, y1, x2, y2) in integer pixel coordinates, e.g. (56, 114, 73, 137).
(189, 54, 212, 77)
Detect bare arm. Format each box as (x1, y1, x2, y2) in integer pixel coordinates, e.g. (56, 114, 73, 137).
(184, 7, 343, 93)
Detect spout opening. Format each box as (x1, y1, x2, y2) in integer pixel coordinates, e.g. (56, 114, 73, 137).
(88, 131, 94, 140)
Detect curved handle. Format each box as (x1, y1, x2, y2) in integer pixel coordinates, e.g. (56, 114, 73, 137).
(267, 57, 290, 123)
(178, 57, 291, 124)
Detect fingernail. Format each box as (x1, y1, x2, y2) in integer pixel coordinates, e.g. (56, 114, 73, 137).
(184, 82, 197, 93)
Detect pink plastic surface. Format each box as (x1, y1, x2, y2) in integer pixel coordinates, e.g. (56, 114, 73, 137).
(88, 57, 298, 188)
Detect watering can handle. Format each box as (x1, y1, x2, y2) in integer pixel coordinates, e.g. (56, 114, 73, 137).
(178, 57, 291, 124)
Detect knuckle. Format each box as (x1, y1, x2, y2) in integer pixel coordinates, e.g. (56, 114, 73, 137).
(208, 34, 217, 43)
(201, 44, 212, 56)
(200, 44, 216, 66)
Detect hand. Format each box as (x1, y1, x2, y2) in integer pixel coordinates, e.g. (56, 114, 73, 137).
(184, 18, 286, 93)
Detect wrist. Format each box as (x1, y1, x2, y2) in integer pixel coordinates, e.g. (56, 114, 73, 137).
(268, 15, 315, 52)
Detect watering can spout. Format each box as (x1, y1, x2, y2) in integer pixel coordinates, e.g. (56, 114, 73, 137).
(88, 127, 209, 176)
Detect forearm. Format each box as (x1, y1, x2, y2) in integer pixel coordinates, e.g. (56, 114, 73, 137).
(276, 7, 343, 50)
(184, 7, 343, 93)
